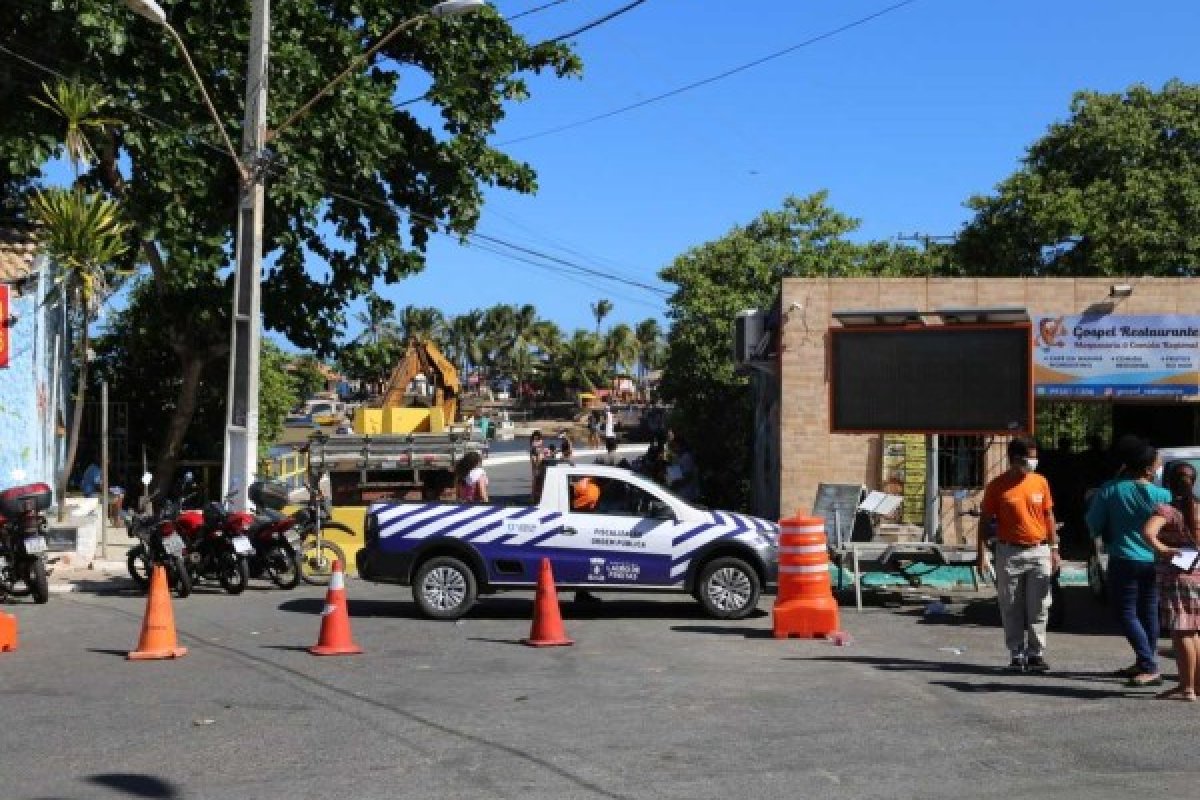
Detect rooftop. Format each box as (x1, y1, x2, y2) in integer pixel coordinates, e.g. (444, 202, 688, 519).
(0, 226, 39, 284)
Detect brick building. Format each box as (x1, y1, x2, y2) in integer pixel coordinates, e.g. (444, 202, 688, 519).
(764, 276, 1200, 548)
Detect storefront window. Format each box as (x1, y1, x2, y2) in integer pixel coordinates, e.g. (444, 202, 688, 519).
(939, 436, 987, 489)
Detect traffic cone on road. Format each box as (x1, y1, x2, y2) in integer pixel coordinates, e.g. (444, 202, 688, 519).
(0, 611, 17, 653)
(309, 560, 363, 656)
(128, 564, 187, 660)
(522, 558, 574, 648)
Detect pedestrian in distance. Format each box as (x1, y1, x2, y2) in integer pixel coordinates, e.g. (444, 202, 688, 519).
(1140, 460, 1200, 701)
(559, 434, 575, 466)
(1085, 438, 1169, 687)
(594, 436, 621, 467)
(979, 435, 1060, 673)
(455, 451, 489, 503)
(603, 403, 616, 447)
(586, 411, 601, 449)
(529, 430, 548, 501)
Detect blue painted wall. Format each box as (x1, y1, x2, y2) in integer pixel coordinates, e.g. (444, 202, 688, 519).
(0, 258, 69, 496)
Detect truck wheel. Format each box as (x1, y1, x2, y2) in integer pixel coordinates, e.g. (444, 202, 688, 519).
(413, 556, 477, 620)
(695, 556, 760, 620)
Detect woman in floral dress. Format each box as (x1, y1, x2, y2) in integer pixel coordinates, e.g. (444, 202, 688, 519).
(1142, 461, 1200, 701)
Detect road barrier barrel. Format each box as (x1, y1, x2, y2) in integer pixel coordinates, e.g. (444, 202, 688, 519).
(772, 515, 840, 639)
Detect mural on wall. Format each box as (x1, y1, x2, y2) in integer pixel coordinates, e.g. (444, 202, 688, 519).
(1035, 315, 1200, 398)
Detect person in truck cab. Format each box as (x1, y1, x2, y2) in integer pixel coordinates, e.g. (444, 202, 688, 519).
(570, 476, 602, 604)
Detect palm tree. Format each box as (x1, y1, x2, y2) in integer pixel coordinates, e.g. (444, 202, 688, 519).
(32, 80, 117, 179)
(480, 304, 516, 379)
(30, 188, 130, 520)
(397, 305, 444, 343)
(30, 78, 129, 520)
(557, 330, 606, 392)
(447, 311, 485, 378)
(604, 323, 639, 376)
(635, 318, 664, 384)
(591, 298, 613, 335)
(354, 293, 398, 345)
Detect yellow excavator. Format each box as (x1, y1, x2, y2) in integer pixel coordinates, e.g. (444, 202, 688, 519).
(308, 339, 485, 506)
(353, 339, 461, 434)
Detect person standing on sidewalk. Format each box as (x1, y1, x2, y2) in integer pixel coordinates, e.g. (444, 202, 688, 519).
(979, 436, 1060, 672)
(1140, 460, 1200, 701)
(1086, 440, 1169, 687)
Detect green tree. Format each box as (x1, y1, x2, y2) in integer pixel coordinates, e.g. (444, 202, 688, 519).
(0, 1, 580, 488)
(397, 305, 444, 343)
(603, 323, 638, 376)
(660, 192, 936, 509)
(258, 341, 299, 453)
(354, 293, 399, 346)
(556, 330, 606, 392)
(591, 298, 613, 335)
(290, 355, 327, 400)
(634, 318, 664, 384)
(954, 81, 1200, 276)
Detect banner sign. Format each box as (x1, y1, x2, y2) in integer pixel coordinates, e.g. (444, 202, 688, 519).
(0, 284, 8, 368)
(1034, 315, 1200, 397)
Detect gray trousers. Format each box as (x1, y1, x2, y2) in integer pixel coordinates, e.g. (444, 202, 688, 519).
(995, 542, 1053, 658)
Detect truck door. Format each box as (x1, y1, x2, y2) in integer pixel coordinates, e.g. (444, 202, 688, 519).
(545, 472, 680, 586)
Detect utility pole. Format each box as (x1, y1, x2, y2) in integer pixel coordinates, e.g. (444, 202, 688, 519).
(221, 0, 270, 509)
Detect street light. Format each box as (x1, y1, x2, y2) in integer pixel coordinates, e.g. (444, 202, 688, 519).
(126, 0, 486, 507)
(121, 0, 245, 182)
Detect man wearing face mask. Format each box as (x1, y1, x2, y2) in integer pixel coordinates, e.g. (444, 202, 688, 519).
(979, 435, 1060, 672)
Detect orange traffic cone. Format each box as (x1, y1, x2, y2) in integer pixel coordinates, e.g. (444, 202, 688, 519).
(128, 564, 187, 660)
(522, 558, 574, 647)
(309, 560, 363, 656)
(0, 611, 17, 653)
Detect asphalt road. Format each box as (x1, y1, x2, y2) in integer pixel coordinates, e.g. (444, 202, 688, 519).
(2, 578, 1198, 800)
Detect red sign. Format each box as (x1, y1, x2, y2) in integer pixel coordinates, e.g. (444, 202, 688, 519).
(0, 284, 8, 368)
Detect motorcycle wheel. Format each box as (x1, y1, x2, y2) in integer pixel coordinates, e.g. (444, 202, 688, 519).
(127, 547, 151, 589)
(5, 565, 32, 597)
(26, 559, 49, 604)
(170, 555, 192, 599)
(298, 525, 350, 586)
(218, 554, 249, 595)
(266, 545, 300, 590)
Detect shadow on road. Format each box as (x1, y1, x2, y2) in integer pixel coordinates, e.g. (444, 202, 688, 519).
(668, 623, 773, 638)
(86, 773, 179, 798)
(928, 679, 1131, 700)
(278, 595, 732, 621)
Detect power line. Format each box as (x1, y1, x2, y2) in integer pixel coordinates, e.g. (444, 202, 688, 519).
(1, 39, 671, 303)
(499, 0, 921, 146)
(547, 0, 648, 42)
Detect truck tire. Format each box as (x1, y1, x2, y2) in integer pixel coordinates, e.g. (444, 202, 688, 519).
(413, 556, 477, 620)
(695, 556, 761, 620)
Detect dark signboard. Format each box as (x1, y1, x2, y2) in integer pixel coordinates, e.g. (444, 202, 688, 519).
(830, 324, 1032, 434)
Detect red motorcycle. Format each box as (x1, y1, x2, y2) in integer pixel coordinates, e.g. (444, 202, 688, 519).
(0, 482, 53, 604)
(173, 481, 255, 595)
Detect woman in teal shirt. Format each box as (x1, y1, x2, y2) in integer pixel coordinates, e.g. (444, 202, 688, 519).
(1086, 441, 1170, 686)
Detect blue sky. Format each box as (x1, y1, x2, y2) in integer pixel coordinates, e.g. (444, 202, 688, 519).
(377, 0, 1199, 338)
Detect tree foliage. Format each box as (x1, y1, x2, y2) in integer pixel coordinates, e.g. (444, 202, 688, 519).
(954, 81, 1200, 276)
(659, 192, 936, 510)
(0, 0, 580, 488)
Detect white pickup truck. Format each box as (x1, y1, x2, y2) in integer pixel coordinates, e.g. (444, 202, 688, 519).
(358, 464, 778, 620)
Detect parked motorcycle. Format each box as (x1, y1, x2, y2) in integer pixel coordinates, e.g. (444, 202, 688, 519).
(291, 475, 354, 586)
(243, 480, 302, 589)
(124, 488, 193, 599)
(172, 478, 253, 595)
(0, 482, 53, 604)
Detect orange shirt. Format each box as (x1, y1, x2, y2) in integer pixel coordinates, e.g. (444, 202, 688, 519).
(981, 470, 1054, 546)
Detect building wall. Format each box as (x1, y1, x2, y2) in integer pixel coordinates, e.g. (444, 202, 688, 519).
(778, 276, 1200, 542)
(0, 261, 68, 493)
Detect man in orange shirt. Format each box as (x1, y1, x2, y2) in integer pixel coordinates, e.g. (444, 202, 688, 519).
(979, 435, 1061, 672)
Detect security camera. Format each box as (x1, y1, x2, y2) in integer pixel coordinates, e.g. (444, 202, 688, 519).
(787, 302, 803, 312)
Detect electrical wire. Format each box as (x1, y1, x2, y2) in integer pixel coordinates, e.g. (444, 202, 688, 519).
(499, 0, 920, 146)
(1, 40, 671, 303)
(546, 0, 647, 42)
